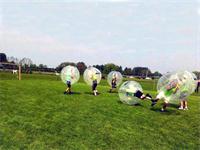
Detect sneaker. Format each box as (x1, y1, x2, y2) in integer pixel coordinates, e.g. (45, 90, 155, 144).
(151, 100, 157, 107)
(64, 91, 67, 95)
(161, 108, 165, 112)
(178, 107, 184, 110)
(184, 107, 188, 110)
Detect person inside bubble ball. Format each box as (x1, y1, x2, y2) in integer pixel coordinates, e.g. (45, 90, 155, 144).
(151, 75, 180, 111)
(109, 73, 117, 93)
(91, 72, 99, 96)
(64, 68, 74, 95)
(125, 84, 153, 101)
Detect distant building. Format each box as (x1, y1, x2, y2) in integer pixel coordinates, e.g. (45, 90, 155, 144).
(0, 53, 7, 62)
(0, 53, 17, 70)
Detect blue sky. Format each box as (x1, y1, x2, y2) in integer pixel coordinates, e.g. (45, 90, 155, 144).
(0, 0, 199, 73)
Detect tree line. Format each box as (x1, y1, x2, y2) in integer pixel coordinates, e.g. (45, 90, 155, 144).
(1, 52, 162, 77)
(56, 62, 162, 78)
(1, 53, 200, 79)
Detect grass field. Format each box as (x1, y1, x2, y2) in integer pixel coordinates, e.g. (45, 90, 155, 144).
(0, 72, 200, 150)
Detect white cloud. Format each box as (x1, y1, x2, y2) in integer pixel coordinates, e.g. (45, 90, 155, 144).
(0, 27, 95, 54)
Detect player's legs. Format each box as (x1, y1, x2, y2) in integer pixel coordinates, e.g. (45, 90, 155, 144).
(184, 101, 188, 110)
(64, 81, 71, 94)
(161, 102, 168, 111)
(92, 80, 98, 96)
(179, 101, 184, 110)
(110, 82, 117, 93)
(151, 91, 165, 106)
(161, 99, 169, 112)
(68, 82, 72, 94)
(144, 93, 152, 100)
(196, 85, 199, 93)
(179, 92, 188, 110)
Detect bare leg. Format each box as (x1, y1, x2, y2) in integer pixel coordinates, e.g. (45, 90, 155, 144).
(185, 101, 187, 107)
(161, 102, 168, 111)
(140, 95, 146, 100)
(184, 101, 188, 110)
(140, 94, 152, 100)
(179, 101, 184, 109)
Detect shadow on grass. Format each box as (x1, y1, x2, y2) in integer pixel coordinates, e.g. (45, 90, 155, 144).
(84, 92, 101, 96)
(72, 92, 82, 95)
(63, 92, 82, 95)
(108, 91, 118, 94)
(168, 103, 179, 109)
(117, 100, 123, 104)
(150, 107, 181, 115)
(132, 103, 143, 107)
(117, 100, 143, 107)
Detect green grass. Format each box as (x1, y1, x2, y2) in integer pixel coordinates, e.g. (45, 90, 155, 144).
(0, 72, 200, 150)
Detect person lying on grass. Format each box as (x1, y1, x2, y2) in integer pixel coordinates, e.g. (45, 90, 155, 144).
(126, 88, 153, 101)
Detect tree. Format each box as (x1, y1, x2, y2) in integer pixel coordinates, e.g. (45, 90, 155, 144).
(132, 67, 152, 77)
(20, 58, 33, 67)
(193, 71, 200, 79)
(77, 62, 87, 75)
(0, 53, 7, 62)
(152, 71, 162, 77)
(117, 66, 123, 73)
(19, 58, 33, 73)
(30, 64, 37, 70)
(123, 67, 132, 75)
(103, 63, 121, 74)
(56, 62, 76, 72)
(93, 64, 104, 73)
(7, 56, 19, 64)
(39, 64, 47, 69)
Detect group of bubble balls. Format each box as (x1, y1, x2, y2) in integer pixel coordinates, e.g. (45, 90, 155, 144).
(61, 66, 197, 105)
(61, 66, 122, 86)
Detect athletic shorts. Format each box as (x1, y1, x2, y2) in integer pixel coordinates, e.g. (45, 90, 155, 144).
(67, 81, 71, 88)
(112, 82, 117, 88)
(92, 80, 98, 91)
(179, 92, 188, 100)
(134, 90, 143, 99)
